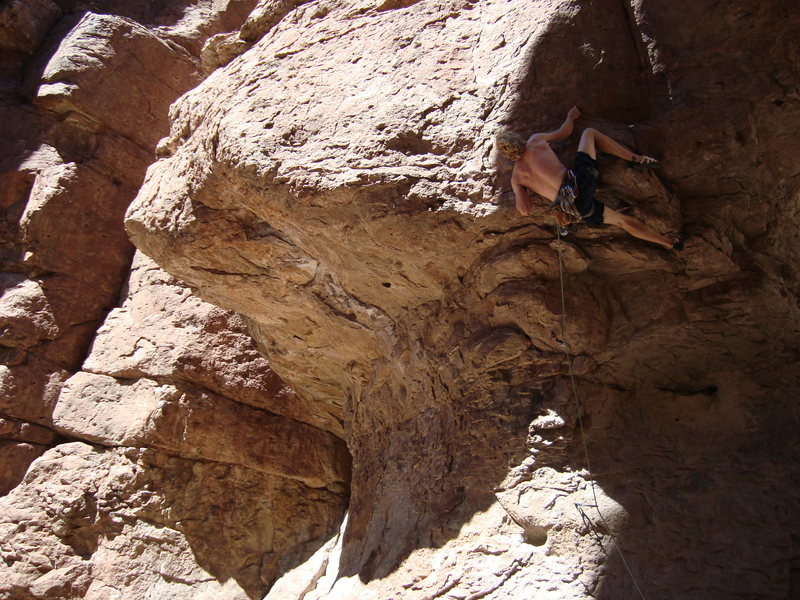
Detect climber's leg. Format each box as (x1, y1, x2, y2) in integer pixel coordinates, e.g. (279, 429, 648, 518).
(579, 128, 632, 161)
(603, 206, 677, 249)
(578, 128, 657, 164)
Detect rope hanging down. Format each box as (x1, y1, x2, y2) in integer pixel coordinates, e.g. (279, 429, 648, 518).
(554, 225, 648, 600)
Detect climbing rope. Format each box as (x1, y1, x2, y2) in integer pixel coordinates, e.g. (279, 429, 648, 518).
(554, 225, 648, 600)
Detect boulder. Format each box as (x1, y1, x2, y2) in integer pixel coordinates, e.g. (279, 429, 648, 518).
(54, 371, 349, 488)
(0, 0, 61, 59)
(82, 251, 343, 434)
(35, 12, 201, 150)
(0, 442, 346, 599)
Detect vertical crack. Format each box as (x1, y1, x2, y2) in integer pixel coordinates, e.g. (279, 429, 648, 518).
(618, 0, 673, 114)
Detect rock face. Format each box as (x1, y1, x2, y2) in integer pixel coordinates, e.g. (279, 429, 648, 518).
(54, 252, 349, 489)
(125, 0, 800, 598)
(0, 442, 343, 599)
(1, 1, 347, 599)
(3, 0, 800, 599)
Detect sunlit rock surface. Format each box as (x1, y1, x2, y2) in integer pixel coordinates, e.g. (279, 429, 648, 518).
(1, 2, 346, 599)
(2, 0, 800, 599)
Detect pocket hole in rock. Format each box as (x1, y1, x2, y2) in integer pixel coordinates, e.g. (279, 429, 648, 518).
(523, 525, 548, 546)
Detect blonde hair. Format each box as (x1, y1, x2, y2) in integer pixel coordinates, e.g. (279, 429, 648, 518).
(495, 130, 526, 161)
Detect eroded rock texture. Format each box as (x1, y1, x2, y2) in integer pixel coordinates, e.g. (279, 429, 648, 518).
(1, 1, 347, 599)
(2, 0, 800, 598)
(1, 442, 343, 599)
(125, 0, 800, 598)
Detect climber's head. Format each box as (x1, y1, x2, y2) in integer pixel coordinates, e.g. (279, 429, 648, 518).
(495, 130, 527, 161)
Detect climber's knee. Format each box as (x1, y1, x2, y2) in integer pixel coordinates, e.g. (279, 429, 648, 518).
(578, 128, 597, 158)
(603, 207, 636, 232)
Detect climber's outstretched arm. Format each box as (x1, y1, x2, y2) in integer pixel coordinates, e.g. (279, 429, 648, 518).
(537, 106, 581, 143)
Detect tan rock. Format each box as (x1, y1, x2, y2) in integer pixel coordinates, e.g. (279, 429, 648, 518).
(1, 0, 259, 436)
(82, 251, 342, 434)
(0, 2, 360, 598)
(152, 0, 262, 55)
(239, 0, 307, 42)
(1, 0, 799, 598)
(0, 160, 136, 426)
(19, 163, 134, 288)
(0, 277, 60, 349)
(267, 495, 609, 600)
(0, 0, 61, 54)
(201, 31, 251, 73)
(0, 355, 70, 423)
(35, 12, 201, 150)
(0, 442, 346, 599)
(126, 0, 800, 598)
(0, 441, 48, 496)
(0, 416, 56, 445)
(0, 417, 54, 495)
(54, 371, 348, 488)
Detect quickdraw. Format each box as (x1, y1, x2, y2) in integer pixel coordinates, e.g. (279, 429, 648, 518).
(550, 169, 596, 224)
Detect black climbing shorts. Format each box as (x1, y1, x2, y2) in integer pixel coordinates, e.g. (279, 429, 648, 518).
(573, 151, 604, 225)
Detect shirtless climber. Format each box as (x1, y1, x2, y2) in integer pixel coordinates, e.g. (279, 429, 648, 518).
(496, 106, 683, 250)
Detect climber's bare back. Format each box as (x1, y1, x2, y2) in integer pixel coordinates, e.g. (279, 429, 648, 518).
(510, 135, 567, 207)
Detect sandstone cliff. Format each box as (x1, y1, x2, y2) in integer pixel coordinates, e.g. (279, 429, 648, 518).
(2, 0, 799, 599)
(1, 2, 347, 599)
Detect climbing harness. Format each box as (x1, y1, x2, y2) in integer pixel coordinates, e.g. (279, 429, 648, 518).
(550, 169, 595, 222)
(555, 224, 648, 600)
(550, 170, 580, 218)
